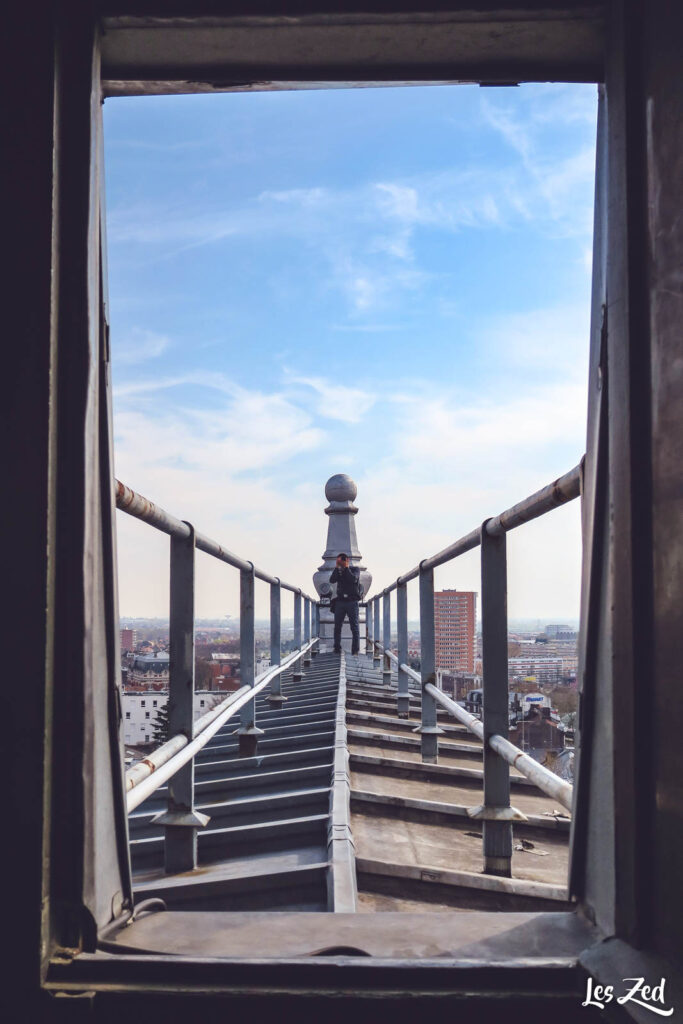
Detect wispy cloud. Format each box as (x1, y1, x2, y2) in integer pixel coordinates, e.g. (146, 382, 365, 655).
(375, 183, 420, 222)
(477, 304, 590, 377)
(112, 300, 588, 617)
(115, 328, 170, 365)
(113, 370, 234, 399)
(481, 91, 596, 238)
(285, 373, 377, 423)
(259, 186, 330, 207)
(391, 381, 585, 477)
(331, 323, 406, 333)
(113, 372, 325, 479)
(112, 138, 206, 153)
(328, 253, 431, 314)
(106, 96, 594, 314)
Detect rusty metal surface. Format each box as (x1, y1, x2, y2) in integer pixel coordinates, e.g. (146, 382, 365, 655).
(115, 478, 190, 538)
(485, 465, 581, 536)
(381, 464, 581, 594)
(115, 478, 314, 597)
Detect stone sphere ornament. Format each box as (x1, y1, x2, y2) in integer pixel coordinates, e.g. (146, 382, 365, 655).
(325, 474, 358, 503)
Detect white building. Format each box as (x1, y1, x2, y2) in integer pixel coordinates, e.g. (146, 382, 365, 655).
(508, 656, 565, 685)
(122, 690, 223, 746)
(544, 624, 578, 641)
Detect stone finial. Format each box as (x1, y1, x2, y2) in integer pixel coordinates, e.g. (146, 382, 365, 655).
(313, 474, 372, 601)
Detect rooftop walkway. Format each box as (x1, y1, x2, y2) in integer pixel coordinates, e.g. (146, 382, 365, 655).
(343, 652, 571, 912)
(127, 650, 570, 918)
(129, 651, 341, 912)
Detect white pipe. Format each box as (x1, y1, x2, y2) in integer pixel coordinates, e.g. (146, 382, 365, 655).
(125, 733, 192, 794)
(488, 733, 573, 811)
(127, 684, 263, 812)
(125, 640, 317, 812)
(425, 684, 484, 741)
(425, 683, 572, 810)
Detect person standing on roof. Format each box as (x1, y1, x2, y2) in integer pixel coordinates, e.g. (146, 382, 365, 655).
(329, 552, 362, 655)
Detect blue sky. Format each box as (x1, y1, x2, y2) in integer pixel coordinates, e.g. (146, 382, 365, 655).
(104, 82, 597, 620)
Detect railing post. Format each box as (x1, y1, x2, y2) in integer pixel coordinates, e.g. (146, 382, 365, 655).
(397, 581, 410, 719)
(415, 563, 443, 763)
(292, 591, 303, 681)
(373, 596, 381, 666)
(303, 597, 312, 665)
(474, 520, 513, 876)
(312, 603, 320, 655)
(153, 524, 209, 873)
(382, 591, 392, 685)
(237, 563, 263, 756)
(365, 601, 373, 654)
(268, 579, 285, 705)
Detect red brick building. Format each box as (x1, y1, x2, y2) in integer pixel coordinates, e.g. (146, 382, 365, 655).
(120, 627, 138, 653)
(434, 589, 476, 673)
(208, 660, 241, 693)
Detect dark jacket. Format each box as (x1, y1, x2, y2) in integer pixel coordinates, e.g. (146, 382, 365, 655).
(330, 566, 360, 602)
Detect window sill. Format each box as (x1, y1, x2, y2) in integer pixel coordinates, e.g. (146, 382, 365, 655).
(45, 908, 601, 999)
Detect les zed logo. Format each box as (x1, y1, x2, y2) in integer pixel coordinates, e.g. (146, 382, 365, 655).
(583, 977, 674, 1017)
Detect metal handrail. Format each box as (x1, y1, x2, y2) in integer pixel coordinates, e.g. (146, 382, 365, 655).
(425, 684, 573, 811)
(115, 478, 315, 599)
(371, 464, 581, 594)
(126, 639, 318, 813)
(368, 637, 573, 811)
(369, 641, 420, 686)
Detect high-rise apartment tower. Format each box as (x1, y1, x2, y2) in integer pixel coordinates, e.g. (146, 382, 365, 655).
(434, 589, 476, 673)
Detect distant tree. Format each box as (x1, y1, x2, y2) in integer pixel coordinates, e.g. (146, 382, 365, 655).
(195, 657, 214, 690)
(151, 703, 170, 745)
(549, 687, 578, 715)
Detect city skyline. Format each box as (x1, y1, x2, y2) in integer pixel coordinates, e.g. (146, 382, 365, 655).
(105, 82, 597, 619)
(118, 614, 580, 632)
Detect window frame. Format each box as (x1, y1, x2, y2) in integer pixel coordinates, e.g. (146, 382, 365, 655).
(35, 0, 673, 1010)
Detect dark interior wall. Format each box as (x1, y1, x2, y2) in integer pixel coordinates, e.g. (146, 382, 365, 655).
(643, 1, 683, 960)
(49, 8, 132, 945)
(600, 0, 648, 946)
(4, 4, 58, 1017)
(5, 7, 131, 1015)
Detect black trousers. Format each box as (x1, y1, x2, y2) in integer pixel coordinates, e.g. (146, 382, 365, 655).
(333, 599, 360, 654)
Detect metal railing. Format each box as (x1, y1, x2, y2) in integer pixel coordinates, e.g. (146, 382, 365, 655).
(115, 479, 319, 874)
(125, 640, 318, 813)
(365, 463, 581, 877)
